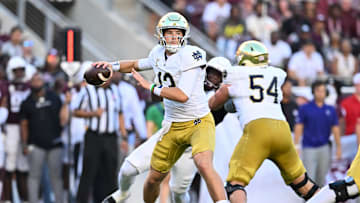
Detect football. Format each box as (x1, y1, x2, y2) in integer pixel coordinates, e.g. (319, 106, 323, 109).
(84, 65, 112, 86)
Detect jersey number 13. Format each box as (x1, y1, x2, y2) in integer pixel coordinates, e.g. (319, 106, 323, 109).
(158, 72, 176, 87)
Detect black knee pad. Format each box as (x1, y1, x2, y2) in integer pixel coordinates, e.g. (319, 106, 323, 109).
(289, 173, 319, 200)
(329, 176, 359, 202)
(225, 182, 246, 199)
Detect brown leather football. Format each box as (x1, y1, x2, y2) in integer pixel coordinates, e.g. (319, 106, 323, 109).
(84, 65, 112, 86)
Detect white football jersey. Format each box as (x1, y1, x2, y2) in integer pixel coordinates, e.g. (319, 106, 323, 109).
(147, 45, 209, 122)
(225, 65, 287, 128)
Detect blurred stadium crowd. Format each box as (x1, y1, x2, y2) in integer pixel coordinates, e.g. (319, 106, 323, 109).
(154, 0, 360, 83)
(0, 0, 359, 203)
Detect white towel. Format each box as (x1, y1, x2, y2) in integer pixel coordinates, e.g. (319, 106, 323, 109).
(158, 120, 172, 141)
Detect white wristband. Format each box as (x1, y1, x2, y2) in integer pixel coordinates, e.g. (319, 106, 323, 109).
(295, 144, 301, 149)
(153, 85, 163, 96)
(110, 61, 120, 71)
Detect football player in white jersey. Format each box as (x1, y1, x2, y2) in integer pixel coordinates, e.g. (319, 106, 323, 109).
(208, 40, 320, 203)
(93, 12, 228, 203)
(100, 56, 231, 203)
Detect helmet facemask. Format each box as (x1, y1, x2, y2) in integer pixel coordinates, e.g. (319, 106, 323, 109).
(204, 56, 231, 90)
(204, 66, 223, 91)
(12, 67, 26, 83)
(236, 53, 268, 67)
(158, 28, 188, 53)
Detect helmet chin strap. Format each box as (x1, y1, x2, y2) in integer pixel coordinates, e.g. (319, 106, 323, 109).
(165, 39, 184, 53)
(165, 45, 179, 53)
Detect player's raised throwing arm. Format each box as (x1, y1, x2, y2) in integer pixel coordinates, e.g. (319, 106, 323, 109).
(92, 58, 152, 73)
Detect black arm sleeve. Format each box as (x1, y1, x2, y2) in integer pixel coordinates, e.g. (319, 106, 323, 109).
(224, 99, 236, 113)
(211, 106, 228, 126)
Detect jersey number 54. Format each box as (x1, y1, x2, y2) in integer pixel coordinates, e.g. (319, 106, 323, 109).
(249, 75, 278, 104)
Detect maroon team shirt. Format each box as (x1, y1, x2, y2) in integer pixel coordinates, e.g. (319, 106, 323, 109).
(341, 95, 360, 135)
(0, 81, 30, 124)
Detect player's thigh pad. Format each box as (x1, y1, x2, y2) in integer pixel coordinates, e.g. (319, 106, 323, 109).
(151, 113, 215, 173)
(268, 120, 306, 184)
(226, 118, 273, 185)
(151, 124, 191, 173)
(190, 113, 216, 156)
(170, 148, 197, 193)
(125, 130, 162, 173)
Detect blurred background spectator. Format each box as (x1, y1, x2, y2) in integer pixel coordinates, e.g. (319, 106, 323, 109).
(1, 56, 31, 203)
(0, 19, 10, 48)
(20, 73, 69, 203)
(264, 31, 292, 68)
(1, 26, 23, 57)
(268, 0, 293, 24)
(288, 40, 324, 86)
(290, 23, 312, 53)
(303, 0, 317, 25)
(245, 0, 278, 42)
(237, 0, 254, 19)
(326, 3, 342, 36)
(331, 39, 359, 79)
(216, 5, 248, 61)
(340, 0, 357, 39)
(294, 80, 341, 186)
(22, 40, 44, 69)
(281, 4, 311, 44)
(202, 0, 231, 41)
(311, 14, 329, 54)
(42, 48, 67, 89)
(324, 32, 341, 70)
(176, 0, 207, 28)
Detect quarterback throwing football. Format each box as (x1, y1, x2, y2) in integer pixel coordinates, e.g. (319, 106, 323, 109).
(101, 56, 232, 203)
(93, 12, 228, 203)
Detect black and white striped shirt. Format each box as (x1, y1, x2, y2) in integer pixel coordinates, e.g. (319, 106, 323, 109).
(71, 84, 122, 134)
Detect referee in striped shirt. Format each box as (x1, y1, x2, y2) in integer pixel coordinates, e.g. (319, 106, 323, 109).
(72, 79, 127, 203)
